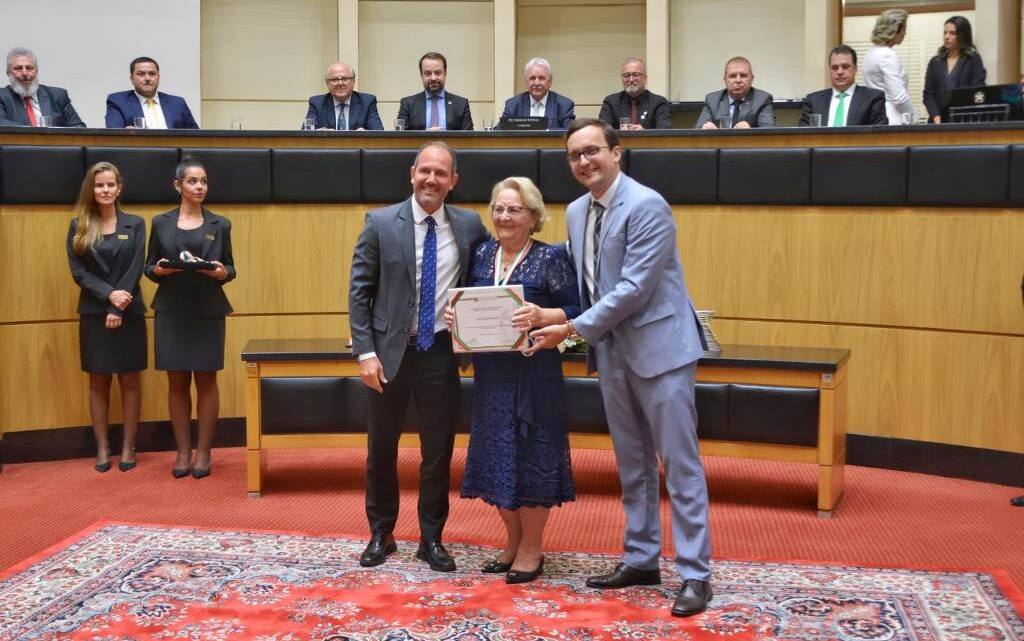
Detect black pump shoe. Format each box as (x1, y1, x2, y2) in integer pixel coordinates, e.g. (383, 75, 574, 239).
(506, 557, 544, 584)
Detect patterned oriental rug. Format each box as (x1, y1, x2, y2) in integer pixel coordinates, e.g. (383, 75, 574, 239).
(1, 522, 1022, 641)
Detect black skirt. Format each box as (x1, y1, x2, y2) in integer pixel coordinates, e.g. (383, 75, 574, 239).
(154, 312, 225, 372)
(79, 313, 147, 373)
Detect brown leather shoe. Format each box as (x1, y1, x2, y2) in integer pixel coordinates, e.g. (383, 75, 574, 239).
(671, 579, 713, 617)
(415, 540, 456, 572)
(359, 532, 396, 567)
(585, 562, 661, 589)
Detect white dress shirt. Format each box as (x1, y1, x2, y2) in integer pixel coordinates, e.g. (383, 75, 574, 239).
(136, 92, 167, 129)
(583, 172, 622, 302)
(828, 85, 856, 127)
(530, 95, 547, 117)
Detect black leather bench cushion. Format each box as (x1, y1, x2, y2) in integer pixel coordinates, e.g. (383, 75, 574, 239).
(1009, 145, 1024, 205)
(450, 149, 539, 202)
(812, 146, 907, 205)
(908, 145, 1009, 206)
(272, 149, 361, 202)
(538, 149, 588, 203)
(362, 149, 417, 203)
(727, 384, 819, 446)
(84, 146, 180, 204)
(262, 377, 368, 434)
(181, 148, 272, 203)
(1, 145, 83, 204)
(719, 148, 811, 205)
(627, 149, 718, 204)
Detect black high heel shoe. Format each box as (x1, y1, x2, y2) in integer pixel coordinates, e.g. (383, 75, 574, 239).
(191, 465, 211, 479)
(506, 556, 544, 584)
(95, 460, 111, 473)
(481, 559, 513, 574)
(172, 466, 190, 478)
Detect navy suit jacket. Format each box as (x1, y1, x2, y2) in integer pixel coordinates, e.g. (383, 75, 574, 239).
(499, 90, 575, 129)
(397, 91, 473, 130)
(305, 91, 384, 130)
(799, 86, 887, 126)
(0, 84, 85, 127)
(105, 90, 198, 129)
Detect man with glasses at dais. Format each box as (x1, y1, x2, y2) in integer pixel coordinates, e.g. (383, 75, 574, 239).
(304, 61, 383, 130)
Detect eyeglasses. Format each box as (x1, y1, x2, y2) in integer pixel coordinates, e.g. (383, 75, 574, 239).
(566, 145, 609, 164)
(326, 76, 355, 84)
(621, 72, 645, 79)
(491, 205, 529, 215)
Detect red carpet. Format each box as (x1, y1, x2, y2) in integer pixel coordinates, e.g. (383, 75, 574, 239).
(1, 446, 1022, 595)
(2, 521, 1022, 640)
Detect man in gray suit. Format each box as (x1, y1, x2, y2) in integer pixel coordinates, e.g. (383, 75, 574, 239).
(0, 48, 85, 127)
(695, 56, 773, 129)
(529, 118, 712, 617)
(349, 141, 489, 573)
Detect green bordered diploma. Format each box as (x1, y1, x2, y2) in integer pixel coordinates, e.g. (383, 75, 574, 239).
(448, 285, 527, 353)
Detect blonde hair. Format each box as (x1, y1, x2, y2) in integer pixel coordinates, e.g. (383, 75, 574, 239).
(71, 162, 123, 256)
(872, 9, 908, 46)
(490, 176, 548, 233)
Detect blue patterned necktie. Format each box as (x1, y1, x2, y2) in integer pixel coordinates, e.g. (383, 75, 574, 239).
(416, 216, 437, 351)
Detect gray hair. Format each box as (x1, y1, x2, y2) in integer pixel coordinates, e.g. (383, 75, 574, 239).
(6, 47, 37, 72)
(490, 176, 548, 233)
(523, 57, 552, 79)
(622, 57, 646, 69)
(871, 9, 908, 46)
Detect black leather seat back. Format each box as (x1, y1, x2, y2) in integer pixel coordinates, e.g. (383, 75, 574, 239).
(85, 146, 180, 204)
(450, 149, 539, 203)
(719, 148, 811, 205)
(362, 149, 417, 203)
(627, 148, 718, 204)
(908, 145, 1009, 206)
(1, 145, 83, 204)
(812, 146, 907, 205)
(272, 148, 362, 202)
(180, 148, 272, 203)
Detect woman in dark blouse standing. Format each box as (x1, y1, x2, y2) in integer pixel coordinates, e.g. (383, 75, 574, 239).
(923, 15, 986, 123)
(67, 162, 147, 472)
(145, 156, 235, 479)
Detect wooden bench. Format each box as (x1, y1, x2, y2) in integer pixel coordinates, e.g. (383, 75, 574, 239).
(242, 339, 849, 517)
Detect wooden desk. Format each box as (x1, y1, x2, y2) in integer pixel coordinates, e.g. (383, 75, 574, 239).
(242, 340, 849, 517)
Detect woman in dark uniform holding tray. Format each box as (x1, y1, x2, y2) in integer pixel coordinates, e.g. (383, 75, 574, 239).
(67, 161, 147, 473)
(145, 155, 235, 479)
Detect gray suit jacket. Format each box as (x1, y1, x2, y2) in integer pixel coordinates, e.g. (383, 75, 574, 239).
(694, 87, 774, 128)
(568, 173, 704, 377)
(349, 198, 489, 380)
(0, 84, 86, 127)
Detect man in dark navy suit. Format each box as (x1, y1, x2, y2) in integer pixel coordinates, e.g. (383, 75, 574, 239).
(498, 57, 575, 129)
(397, 52, 473, 131)
(304, 61, 383, 130)
(105, 57, 198, 129)
(0, 47, 85, 127)
(799, 45, 887, 127)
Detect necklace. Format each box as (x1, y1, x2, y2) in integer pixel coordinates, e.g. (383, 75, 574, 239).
(493, 238, 532, 287)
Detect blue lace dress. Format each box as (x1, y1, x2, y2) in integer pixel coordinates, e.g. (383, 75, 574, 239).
(460, 239, 581, 510)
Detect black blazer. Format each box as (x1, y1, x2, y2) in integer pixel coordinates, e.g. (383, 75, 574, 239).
(598, 90, 672, 129)
(799, 86, 887, 126)
(0, 85, 86, 127)
(66, 212, 147, 316)
(144, 208, 236, 317)
(396, 91, 473, 130)
(923, 53, 987, 121)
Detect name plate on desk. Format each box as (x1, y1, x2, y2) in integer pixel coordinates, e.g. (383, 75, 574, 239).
(448, 285, 526, 353)
(499, 116, 547, 130)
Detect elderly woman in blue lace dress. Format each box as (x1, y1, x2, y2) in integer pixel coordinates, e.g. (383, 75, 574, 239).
(448, 176, 580, 584)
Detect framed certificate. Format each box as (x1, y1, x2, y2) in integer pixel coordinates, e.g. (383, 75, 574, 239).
(448, 285, 527, 353)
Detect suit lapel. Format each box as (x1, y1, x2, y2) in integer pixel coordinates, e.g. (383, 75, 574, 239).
(37, 86, 54, 120)
(321, 94, 334, 128)
(200, 209, 218, 258)
(520, 93, 531, 117)
(398, 199, 417, 289)
(544, 93, 556, 122)
(349, 94, 362, 129)
(445, 97, 455, 129)
(89, 244, 110, 274)
(107, 212, 130, 261)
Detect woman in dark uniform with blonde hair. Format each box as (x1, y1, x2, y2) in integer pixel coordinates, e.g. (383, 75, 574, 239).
(66, 161, 147, 472)
(145, 155, 235, 479)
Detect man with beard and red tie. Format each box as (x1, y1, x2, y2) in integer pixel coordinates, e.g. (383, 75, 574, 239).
(0, 48, 85, 127)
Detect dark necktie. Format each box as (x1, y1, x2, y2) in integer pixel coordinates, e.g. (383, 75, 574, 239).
(337, 104, 347, 130)
(731, 99, 742, 127)
(416, 216, 437, 351)
(591, 200, 605, 300)
(24, 96, 38, 126)
(430, 94, 440, 129)
(630, 99, 638, 125)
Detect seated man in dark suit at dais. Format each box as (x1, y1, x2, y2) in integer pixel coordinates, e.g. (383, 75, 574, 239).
(105, 56, 199, 129)
(800, 45, 887, 127)
(304, 61, 383, 131)
(397, 52, 473, 131)
(695, 56, 774, 129)
(0, 47, 85, 127)
(499, 57, 575, 129)
(598, 57, 671, 130)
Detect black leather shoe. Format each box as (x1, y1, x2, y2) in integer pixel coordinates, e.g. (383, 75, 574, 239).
(415, 540, 456, 572)
(671, 579, 713, 617)
(359, 532, 396, 567)
(586, 562, 661, 589)
(506, 556, 544, 584)
(481, 559, 513, 573)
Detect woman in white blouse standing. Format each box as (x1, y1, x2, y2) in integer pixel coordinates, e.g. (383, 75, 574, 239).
(863, 9, 916, 125)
